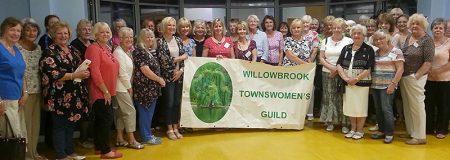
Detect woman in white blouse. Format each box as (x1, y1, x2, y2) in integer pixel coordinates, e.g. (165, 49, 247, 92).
(319, 18, 353, 133)
(113, 27, 144, 149)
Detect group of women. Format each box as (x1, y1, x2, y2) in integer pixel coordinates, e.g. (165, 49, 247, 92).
(0, 7, 449, 160)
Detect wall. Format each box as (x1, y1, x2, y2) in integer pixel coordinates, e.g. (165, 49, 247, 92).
(417, 0, 450, 33)
(282, 7, 306, 22)
(0, 0, 30, 22)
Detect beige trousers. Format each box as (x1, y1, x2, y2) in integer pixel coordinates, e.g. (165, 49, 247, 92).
(24, 94, 42, 160)
(113, 92, 136, 132)
(400, 74, 427, 139)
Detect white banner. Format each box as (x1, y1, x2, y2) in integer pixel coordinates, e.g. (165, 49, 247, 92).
(180, 57, 315, 130)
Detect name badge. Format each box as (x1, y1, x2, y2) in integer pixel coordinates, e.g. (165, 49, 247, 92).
(388, 53, 397, 59)
(245, 51, 252, 58)
(224, 42, 230, 48)
(413, 42, 419, 48)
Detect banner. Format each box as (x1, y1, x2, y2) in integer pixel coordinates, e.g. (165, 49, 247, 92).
(180, 57, 316, 130)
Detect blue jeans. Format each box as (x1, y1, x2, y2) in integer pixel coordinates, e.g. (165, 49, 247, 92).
(52, 113, 76, 159)
(136, 101, 157, 142)
(372, 89, 395, 136)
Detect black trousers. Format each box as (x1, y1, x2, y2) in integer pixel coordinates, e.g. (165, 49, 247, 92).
(92, 99, 114, 154)
(161, 81, 183, 125)
(425, 81, 450, 134)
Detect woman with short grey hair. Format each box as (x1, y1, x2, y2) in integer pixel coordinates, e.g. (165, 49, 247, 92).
(399, 13, 434, 145)
(247, 15, 269, 62)
(337, 24, 375, 140)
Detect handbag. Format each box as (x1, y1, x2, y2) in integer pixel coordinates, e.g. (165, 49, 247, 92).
(0, 116, 26, 160)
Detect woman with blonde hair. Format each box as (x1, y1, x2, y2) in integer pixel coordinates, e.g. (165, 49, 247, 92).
(319, 18, 353, 132)
(282, 19, 311, 66)
(157, 16, 187, 140)
(85, 22, 122, 158)
(203, 18, 235, 58)
(134, 28, 165, 144)
(234, 21, 256, 61)
(192, 19, 207, 57)
(177, 17, 196, 57)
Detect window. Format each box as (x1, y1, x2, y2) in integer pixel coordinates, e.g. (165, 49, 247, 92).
(99, 1, 135, 29)
(329, 2, 376, 21)
(184, 8, 226, 21)
(184, 0, 226, 7)
(230, 0, 274, 7)
(230, 8, 274, 22)
(140, 0, 178, 5)
(140, 5, 180, 22)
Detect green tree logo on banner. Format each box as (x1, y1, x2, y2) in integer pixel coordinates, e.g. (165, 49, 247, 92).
(190, 62, 233, 123)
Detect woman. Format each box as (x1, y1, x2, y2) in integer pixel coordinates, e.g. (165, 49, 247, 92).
(71, 19, 94, 59)
(85, 22, 122, 158)
(282, 19, 311, 66)
(322, 16, 336, 39)
(157, 17, 187, 140)
(319, 18, 353, 132)
(378, 13, 396, 36)
(425, 18, 450, 139)
(310, 18, 320, 33)
(365, 19, 378, 43)
(70, 19, 95, 149)
(0, 16, 27, 149)
(228, 18, 239, 42)
(192, 20, 207, 57)
(39, 21, 89, 160)
(392, 15, 410, 49)
(301, 15, 319, 63)
(178, 17, 196, 57)
(262, 15, 284, 65)
(202, 19, 235, 58)
(133, 28, 165, 145)
(112, 27, 144, 149)
(112, 18, 127, 49)
(370, 31, 404, 143)
(247, 15, 268, 62)
(399, 14, 434, 145)
(17, 18, 47, 160)
(234, 21, 256, 61)
(279, 22, 290, 39)
(337, 24, 375, 140)
(38, 15, 59, 49)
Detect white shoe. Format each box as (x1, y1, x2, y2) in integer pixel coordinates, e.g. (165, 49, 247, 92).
(345, 130, 355, 138)
(369, 124, 379, 131)
(326, 124, 334, 131)
(352, 132, 364, 140)
(307, 115, 314, 121)
(341, 126, 349, 134)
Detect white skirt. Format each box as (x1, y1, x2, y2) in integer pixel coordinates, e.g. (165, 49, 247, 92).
(343, 85, 369, 117)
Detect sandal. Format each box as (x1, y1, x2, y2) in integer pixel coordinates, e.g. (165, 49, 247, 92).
(115, 141, 129, 147)
(167, 130, 177, 140)
(174, 129, 183, 139)
(127, 142, 145, 149)
(436, 133, 446, 139)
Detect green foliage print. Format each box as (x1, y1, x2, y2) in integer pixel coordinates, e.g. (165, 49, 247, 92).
(190, 62, 233, 123)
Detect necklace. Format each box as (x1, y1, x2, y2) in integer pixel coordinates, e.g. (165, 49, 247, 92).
(434, 38, 448, 48)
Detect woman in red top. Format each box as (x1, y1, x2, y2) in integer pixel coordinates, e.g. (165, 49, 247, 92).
(85, 22, 122, 159)
(202, 19, 235, 58)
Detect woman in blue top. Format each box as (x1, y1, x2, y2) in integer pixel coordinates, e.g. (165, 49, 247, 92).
(0, 17, 27, 139)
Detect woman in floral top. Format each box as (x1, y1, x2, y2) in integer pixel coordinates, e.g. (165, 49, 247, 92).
(282, 19, 312, 66)
(234, 21, 256, 61)
(178, 17, 196, 57)
(133, 28, 166, 145)
(39, 22, 90, 160)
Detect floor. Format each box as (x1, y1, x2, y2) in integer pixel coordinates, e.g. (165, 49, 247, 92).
(39, 119, 450, 160)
